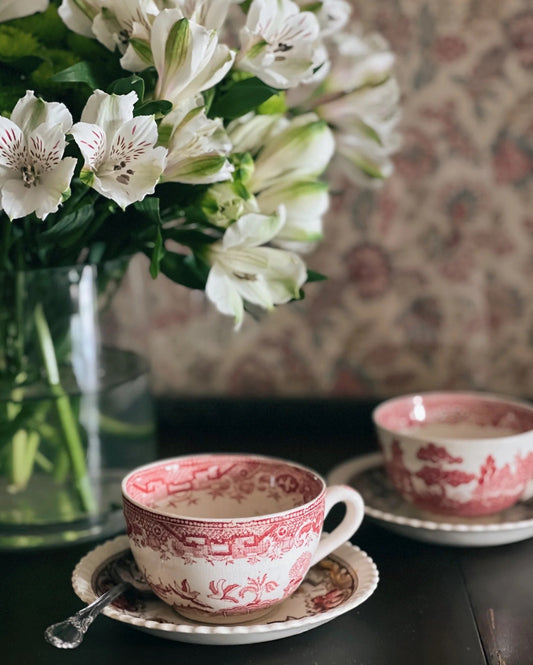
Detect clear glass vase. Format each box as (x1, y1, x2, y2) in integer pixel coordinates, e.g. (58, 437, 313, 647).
(0, 257, 156, 549)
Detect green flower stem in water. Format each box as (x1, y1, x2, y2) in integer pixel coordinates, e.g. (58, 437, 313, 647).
(8, 429, 40, 492)
(14, 270, 24, 369)
(52, 446, 70, 484)
(99, 413, 155, 438)
(33, 303, 97, 515)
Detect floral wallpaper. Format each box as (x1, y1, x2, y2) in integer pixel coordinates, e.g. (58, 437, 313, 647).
(138, 0, 533, 400)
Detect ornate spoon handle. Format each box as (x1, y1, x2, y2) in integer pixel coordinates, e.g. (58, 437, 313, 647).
(44, 581, 129, 649)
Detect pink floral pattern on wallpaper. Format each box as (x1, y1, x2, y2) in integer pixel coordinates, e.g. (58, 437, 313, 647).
(131, 0, 533, 399)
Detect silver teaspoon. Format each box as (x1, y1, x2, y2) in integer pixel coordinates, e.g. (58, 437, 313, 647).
(44, 581, 131, 649)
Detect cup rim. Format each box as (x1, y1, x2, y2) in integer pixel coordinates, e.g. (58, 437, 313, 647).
(372, 390, 533, 441)
(121, 452, 327, 523)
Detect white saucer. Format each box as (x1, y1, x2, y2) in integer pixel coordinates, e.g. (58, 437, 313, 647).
(72, 535, 379, 646)
(327, 453, 533, 547)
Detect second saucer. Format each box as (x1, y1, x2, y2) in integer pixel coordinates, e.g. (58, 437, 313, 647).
(327, 453, 533, 547)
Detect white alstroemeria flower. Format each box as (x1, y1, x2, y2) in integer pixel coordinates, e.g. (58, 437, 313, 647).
(205, 211, 307, 329)
(71, 90, 167, 209)
(58, 0, 100, 38)
(248, 114, 335, 192)
(151, 10, 234, 107)
(326, 31, 396, 93)
(160, 98, 233, 184)
(237, 0, 327, 89)
(91, 0, 160, 72)
(333, 131, 396, 186)
(226, 113, 333, 251)
(157, 0, 240, 31)
(294, 0, 351, 38)
(320, 77, 401, 185)
(256, 180, 329, 252)
(226, 112, 286, 156)
(289, 29, 401, 185)
(0, 92, 76, 221)
(0, 0, 48, 22)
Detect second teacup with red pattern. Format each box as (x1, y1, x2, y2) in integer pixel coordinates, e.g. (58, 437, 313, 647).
(122, 453, 364, 623)
(373, 391, 533, 517)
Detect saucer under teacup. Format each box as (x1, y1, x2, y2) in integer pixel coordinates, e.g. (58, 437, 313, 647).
(327, 453, 533, 547)
(71, 535, 379, 645)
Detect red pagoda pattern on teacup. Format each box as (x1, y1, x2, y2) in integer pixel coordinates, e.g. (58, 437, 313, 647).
(386, 439, 533, 516)
(93, 549, 357, 621)
(123, 499, 324, 563)
(139, 552, 313, 617)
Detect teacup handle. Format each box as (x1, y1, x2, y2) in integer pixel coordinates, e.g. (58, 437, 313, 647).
(310, 485, 365, 567)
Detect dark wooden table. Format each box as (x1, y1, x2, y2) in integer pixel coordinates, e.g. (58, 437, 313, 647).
(2, 399, 532, 665)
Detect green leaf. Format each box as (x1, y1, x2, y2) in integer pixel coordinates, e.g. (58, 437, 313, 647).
(108, 74, 145, 100)
(29, 48, 80, 95)
(2, 55, 45, 75)
(163, 227, 219, 247)
(51, 61, 101, 88)
(87, 241, 106, 264)
(149, 225, 164, 279)
(133, 199, 165, 277)
(135, 99, 172, 117)
(306, 269, 327, 283)
(67, 33, 108, 61)
(0, 67, 27, 113)
(240, 0, 253, 13)
(9, 4, 69, 48)
(158, 252, 209, 290)
(209, 77, 280, 120)
(40, 204, 94, 246)
(133, 197, 162, 226)
(0, 25, 40, 61)
(257, 92, 287, 115)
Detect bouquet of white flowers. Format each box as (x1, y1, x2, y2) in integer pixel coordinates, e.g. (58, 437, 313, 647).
(0, 0, 400, 545)
(0, 0, 400, 327)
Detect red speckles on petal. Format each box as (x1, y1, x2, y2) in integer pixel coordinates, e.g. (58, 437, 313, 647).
(0, 126, 25, 169)
(80, 128, 106, 168)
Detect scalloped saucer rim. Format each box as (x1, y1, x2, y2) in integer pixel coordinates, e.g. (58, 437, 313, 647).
(327, 453, 533, 547)
(71, 535, 379, 645)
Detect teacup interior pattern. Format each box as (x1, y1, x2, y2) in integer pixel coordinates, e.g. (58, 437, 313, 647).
(124, 456, 323, 518)
(375, 393, 533, 438)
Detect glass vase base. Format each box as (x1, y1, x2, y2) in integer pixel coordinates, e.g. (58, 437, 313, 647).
(0, 511, 125, 550)
(0, 470, 127, 550)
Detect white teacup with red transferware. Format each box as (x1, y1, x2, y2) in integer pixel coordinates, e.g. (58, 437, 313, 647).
(373, 391, 533, 517)
(122, 453, 365, 624)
